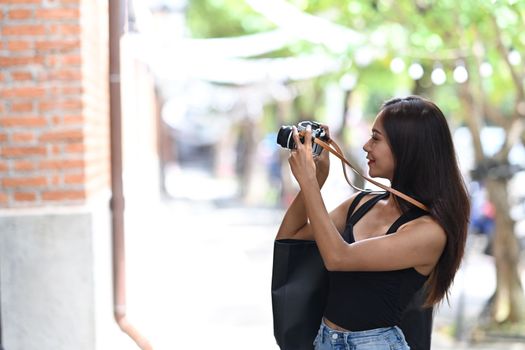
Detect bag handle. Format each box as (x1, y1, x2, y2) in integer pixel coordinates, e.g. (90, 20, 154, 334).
(313, 137, 429, 212)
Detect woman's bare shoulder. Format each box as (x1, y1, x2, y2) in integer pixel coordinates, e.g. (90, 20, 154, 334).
(399, 215, 446, 244)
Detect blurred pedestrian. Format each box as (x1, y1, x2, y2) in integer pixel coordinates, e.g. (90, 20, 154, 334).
(470, 181, 495, 236)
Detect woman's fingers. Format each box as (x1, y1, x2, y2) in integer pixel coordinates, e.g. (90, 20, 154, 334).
(303, 124, 313, 151)
(291, 126, 301, 151)
(320, 123, 330, 139)
(288, 123, 330, 186)
(291, 125, 313, 152)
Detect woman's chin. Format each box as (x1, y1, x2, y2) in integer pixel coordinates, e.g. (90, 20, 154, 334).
(368, 171, 390, 182)
(368, 170, 379, 178)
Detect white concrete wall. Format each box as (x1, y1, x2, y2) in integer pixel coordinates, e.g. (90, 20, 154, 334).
(0, 201, 135, 350)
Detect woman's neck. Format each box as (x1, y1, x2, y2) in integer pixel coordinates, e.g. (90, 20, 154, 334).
(383, 194, 403, 215)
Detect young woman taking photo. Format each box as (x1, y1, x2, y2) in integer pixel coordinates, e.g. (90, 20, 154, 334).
(276, 96, 470, 350)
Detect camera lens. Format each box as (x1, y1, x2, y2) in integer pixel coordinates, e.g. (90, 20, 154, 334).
(276, 126, 295, 150)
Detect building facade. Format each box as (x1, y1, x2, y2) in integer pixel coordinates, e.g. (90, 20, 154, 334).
(0, 1, 159, 349)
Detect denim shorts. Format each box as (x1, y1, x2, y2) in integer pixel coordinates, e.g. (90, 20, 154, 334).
(313, 319, 410, 350)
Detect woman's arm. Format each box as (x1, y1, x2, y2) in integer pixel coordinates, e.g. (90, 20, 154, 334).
(276, 124, 343, 240)
(289, 125, 446, 273)
(323, 218, 446, 274)
(276, 190, 356, 241)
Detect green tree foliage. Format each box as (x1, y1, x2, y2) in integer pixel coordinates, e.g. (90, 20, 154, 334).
(186, 0, 525, 329)
(186, 0, 275, 37)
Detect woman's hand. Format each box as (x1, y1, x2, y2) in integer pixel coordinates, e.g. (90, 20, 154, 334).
(314, 124, 330, 186)
(288, 124, 331, 188)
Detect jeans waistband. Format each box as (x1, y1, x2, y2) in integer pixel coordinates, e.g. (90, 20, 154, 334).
(316, 319, 409, 349)
(320, 318, 403, 342)
(322, 319, 393, 336)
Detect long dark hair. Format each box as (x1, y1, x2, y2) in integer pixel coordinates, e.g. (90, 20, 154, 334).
(379, 95, 470, 306)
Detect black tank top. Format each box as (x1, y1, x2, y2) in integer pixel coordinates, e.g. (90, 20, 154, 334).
(323, 191, 429, 331)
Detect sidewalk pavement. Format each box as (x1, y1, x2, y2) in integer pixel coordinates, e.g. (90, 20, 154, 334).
(123, 198, 525, 350)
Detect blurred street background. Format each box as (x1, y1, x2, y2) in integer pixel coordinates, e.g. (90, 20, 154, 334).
(2, 1, 525, 350)
(122, 166, 525, 350)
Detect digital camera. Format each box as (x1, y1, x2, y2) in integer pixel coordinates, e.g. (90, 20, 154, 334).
(276, 121, 328, 156)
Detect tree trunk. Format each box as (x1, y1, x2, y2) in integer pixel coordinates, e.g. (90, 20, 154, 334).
(485, 179, 525, 324)
(458, 78, 525, 327)
(276, 99, 296, 206)
(340, 89, 365, 190)
(236, 117, 258, 202)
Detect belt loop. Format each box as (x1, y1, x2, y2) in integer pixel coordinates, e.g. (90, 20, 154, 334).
(344, 332, 350, 350)
(393, 326, 404, 342)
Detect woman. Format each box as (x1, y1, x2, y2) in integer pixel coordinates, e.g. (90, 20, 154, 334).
(276, 96, 470, 350)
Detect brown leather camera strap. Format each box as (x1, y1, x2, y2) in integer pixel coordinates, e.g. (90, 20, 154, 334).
(313, 137, 429, 212)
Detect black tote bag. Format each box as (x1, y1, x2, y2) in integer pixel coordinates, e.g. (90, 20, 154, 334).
(271, 239, 329, 350)
(270, 238, 433, 350)
(399, 287, 434, 350)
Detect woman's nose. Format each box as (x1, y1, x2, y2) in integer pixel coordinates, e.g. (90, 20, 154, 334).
(363, 140, 370, 152)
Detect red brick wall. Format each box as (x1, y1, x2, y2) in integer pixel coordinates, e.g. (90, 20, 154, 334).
(0, 0, 110, 207)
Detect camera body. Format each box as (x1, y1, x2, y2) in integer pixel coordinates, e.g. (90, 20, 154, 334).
(276, 121, 328, 156)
